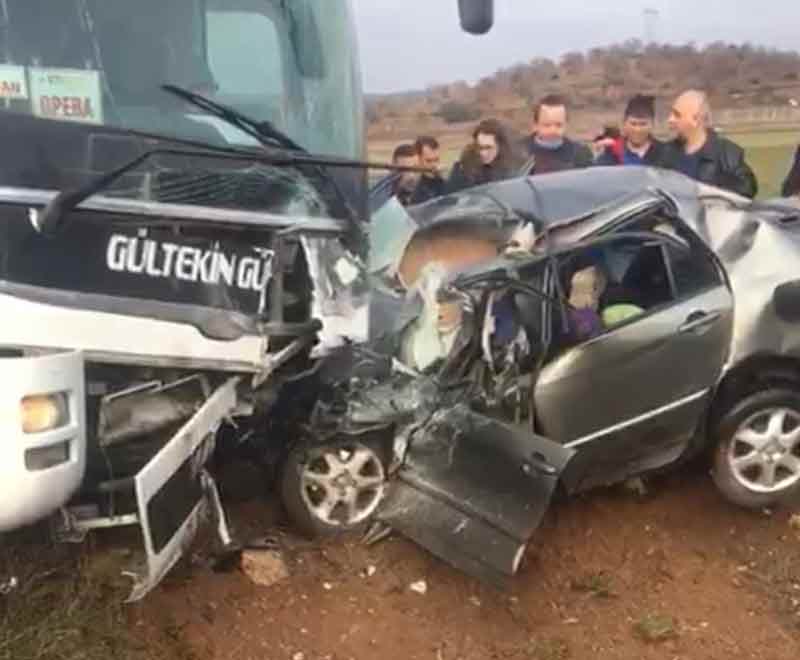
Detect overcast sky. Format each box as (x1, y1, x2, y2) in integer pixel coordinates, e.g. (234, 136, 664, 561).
(354, 0, 800, 93)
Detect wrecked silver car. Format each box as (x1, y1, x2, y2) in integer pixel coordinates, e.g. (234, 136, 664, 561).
(281, 166, 800, 586)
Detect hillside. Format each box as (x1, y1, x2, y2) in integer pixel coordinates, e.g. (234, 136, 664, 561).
(367, 40, 800, 140)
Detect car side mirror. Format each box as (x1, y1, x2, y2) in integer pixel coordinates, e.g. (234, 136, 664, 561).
(457, 0, 494, 35)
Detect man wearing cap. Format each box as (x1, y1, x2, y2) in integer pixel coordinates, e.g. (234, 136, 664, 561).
(595, 95, 670, 167)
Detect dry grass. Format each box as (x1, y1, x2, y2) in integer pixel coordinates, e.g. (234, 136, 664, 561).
(569, 571, 615, 599)
(633, 613, 678, 643)
(0, 527, 191, 660)
(526, 637, 571, 660)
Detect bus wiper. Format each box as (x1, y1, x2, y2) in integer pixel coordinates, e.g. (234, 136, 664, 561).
(32, 131, 426, 237)
(32, 83, 425, 236)
(31, 144, 255, 236)
(162, 84, 305, 153)
(160, 85, 426, 183)
(161, 83, 369, 237)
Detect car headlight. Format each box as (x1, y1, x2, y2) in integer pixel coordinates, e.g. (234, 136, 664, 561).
(21, 393, 69, 434)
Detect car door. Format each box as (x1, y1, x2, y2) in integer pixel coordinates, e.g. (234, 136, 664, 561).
(534, 229, 733, 492)
(375, 259, 574, 587)
(377, 404, 573, 587)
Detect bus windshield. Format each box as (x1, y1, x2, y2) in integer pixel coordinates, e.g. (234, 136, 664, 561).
(0, 0, 364, 160)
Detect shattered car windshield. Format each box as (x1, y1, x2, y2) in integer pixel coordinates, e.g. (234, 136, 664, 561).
(368, 196, 418, 276)
(368, 191, 516, 281)
(0, 0, 363, 160)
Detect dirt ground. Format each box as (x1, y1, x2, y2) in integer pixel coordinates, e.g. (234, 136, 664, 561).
(127, 464, 800, 660)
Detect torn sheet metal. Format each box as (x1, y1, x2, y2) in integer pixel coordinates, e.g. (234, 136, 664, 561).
(694, 188, 800, 365)
(378, 404, 573, 586)
(0, 576, 19, 595)
(301, 236, 370, 357)
(399, 263, 461, 372)
(128, 377, 240, 602)
(369, 196, 418, 279)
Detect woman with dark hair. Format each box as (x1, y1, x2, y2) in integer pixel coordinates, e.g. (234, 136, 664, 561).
(782, 146, 800, 197)
(446, 118, 518, 193)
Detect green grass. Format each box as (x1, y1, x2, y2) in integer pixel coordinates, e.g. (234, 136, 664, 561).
(745, 144, 793, 199)
(726, 128, 798, 149)
(727, 128, 796, 199)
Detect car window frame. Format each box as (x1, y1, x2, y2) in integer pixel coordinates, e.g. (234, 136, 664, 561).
(658, 230, 726, 302)
(548, 230, 721, 351)
(609, 210, 727, 300)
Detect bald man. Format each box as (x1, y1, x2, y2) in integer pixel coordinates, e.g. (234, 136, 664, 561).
(665, 90, 758, 198)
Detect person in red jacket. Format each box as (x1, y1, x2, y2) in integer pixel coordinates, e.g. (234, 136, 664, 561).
(592, 125, 622, 160)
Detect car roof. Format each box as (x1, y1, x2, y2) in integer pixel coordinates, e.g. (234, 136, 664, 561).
(408, 166, 703, 230)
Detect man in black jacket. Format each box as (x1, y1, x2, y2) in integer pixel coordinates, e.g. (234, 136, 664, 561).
(520, 94, 594, 176)
(410, 136, 446, 204)
(665, 90, 758, 198)
(782, 145, 800, 197)
(390, 143, 420, 206)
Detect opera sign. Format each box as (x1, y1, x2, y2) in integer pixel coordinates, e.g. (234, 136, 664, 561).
(0, 64, 28, 100)
(29, 68, 103, 125)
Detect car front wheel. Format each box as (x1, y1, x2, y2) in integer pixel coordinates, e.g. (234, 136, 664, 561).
(712, 388, 800, 509)
(280, 440, 387, 537)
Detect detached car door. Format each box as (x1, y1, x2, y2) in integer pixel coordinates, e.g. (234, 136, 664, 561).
(377, 404, 573, 586)
(534, 227, 733, 492)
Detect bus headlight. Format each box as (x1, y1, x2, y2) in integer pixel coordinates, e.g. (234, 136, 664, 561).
(21, 393, 69, 434)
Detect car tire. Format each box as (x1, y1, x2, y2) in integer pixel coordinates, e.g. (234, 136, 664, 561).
(280, 439, 388, 537)
(712, 388, 800, 509)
